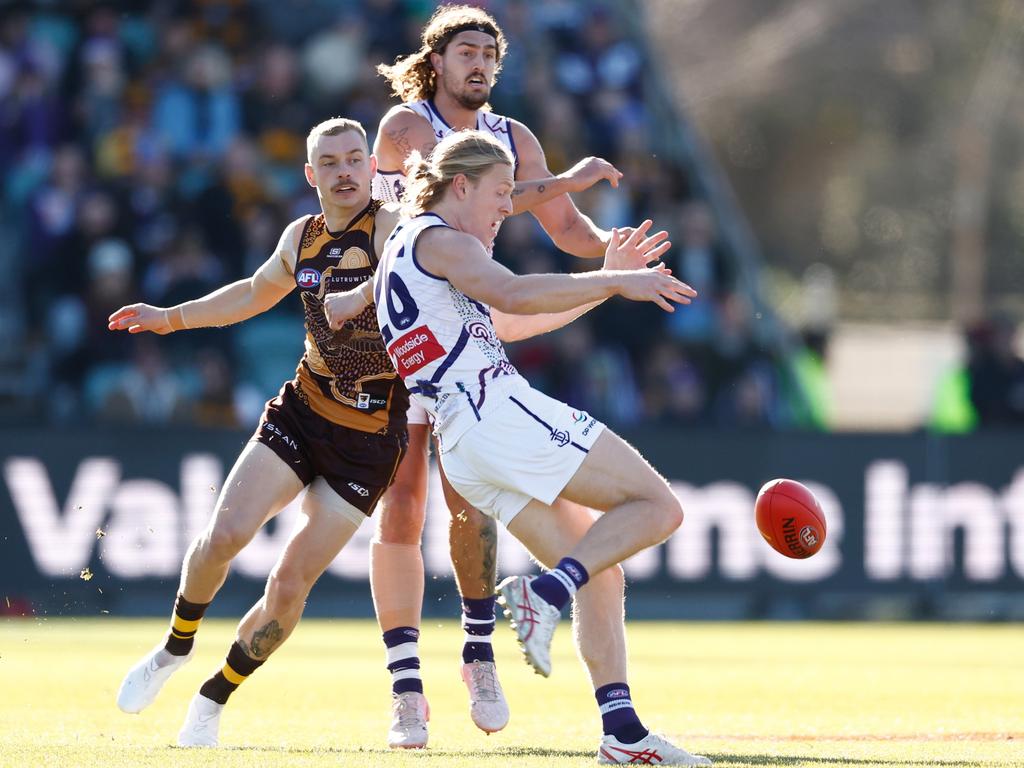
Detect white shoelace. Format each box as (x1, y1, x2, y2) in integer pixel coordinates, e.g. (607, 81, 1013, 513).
(468, 663, 499, 702)
(394, 696, 424, 729)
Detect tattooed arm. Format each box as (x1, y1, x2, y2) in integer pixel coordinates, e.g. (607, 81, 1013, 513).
(511, 119, 615, 258)
(373, 106, 438, 173)
(510, 156, 622, 216)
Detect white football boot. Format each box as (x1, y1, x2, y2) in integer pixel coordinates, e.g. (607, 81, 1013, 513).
(496, 574, 561, 677)
(598, 732, 713, 766)
(116, 645, 194, 713)
(387, 691, 429, 749)
(461, 661, 510, 733)
(177, 693, 224, 747)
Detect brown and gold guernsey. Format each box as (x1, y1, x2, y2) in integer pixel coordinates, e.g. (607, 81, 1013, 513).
(291, 201, 408, 434)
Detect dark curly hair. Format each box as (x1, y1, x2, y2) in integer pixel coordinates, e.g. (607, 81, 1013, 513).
(377, 4, 507, 104)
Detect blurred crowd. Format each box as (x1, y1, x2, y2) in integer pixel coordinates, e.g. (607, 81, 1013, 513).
(931, 315, 1024, 433)
(0, 0, 819, 431)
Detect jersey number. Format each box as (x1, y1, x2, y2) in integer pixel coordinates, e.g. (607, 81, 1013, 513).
(381, 270, 419, 343)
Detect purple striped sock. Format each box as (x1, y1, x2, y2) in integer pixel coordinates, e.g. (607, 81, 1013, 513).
(529, 557, 590, 611)
(383, 626, 422, 695)
(462, 596, 496, 663)
(596, 682, 649, 744)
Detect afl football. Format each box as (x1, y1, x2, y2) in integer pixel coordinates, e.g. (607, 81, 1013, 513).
(755, 479, 826, 559)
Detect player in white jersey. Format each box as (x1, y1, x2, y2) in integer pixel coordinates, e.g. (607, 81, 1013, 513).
(347, 3, 628, 746)
(374, 130, 712, 766)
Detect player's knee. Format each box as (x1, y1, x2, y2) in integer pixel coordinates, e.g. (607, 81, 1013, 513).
(265, 566, 310, 614)
(605, 562, 625, 593)
(377, 483, 426, 544)
(201, 519, 253, 563)
(651, 487, 684, 539)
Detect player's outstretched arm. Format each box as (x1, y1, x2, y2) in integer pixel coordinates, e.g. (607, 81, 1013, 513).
(490, 220, 682, 341)
(107, 220, 301, 334)
(511, 120, 616, 259)
(421, 225, 693, 319)
(324, 281, 373, 330)
(511, 156, 622, 216)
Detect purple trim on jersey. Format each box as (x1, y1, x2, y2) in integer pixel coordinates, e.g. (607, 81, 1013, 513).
(431, 326, 471, 383)
(412, 237, 448, 281)
(506, 117, 519, 170)
(377, 169, 405, 176)
(423, 211, 450, 226)
(426, 99, 454, 130)
(410, 215, 451, 281)
(509, 396, 589, 453)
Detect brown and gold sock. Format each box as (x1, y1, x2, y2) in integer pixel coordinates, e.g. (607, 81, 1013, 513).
(198, 642, 265, 704)
(164, 593, 210, 656)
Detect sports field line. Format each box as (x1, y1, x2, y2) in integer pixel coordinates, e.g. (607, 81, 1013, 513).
(691, 732, 1022, 742)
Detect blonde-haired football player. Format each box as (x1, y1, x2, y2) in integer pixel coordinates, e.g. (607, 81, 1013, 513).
(375, 129, 710, 766)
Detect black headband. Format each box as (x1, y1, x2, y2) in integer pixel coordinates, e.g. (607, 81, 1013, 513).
(434, 22, 499, 53)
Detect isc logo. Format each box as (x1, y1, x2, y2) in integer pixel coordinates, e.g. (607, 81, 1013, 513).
(296, 268, 321, 288)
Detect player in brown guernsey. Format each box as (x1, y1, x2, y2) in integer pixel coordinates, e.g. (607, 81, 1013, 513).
(108, 118, 411, 747)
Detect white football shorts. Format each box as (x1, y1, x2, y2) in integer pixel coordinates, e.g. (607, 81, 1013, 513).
(439, 386, 606, 527)
(406, 398, 431, 426)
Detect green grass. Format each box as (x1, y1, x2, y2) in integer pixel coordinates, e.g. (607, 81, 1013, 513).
(0, 618, 1021, 767)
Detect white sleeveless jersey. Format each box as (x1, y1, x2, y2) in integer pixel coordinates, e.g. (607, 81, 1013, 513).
(374, 213, 527, 450)
(372, 99, 519, 204)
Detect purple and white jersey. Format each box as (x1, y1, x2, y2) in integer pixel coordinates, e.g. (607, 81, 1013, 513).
(375, 213, 527, 451)
(372, 99, 519, 205)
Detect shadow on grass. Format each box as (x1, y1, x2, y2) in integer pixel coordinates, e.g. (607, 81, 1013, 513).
(173, 745, 1011, 766)
(711, 754, 1003, 767)
(211, 745, 595, 759)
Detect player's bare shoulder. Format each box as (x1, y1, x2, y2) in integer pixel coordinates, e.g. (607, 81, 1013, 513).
(283, 214, 312, 246)
(274, 214, 314, 275)
(417, 225, 485, 270)
(376, 105, 437, 169)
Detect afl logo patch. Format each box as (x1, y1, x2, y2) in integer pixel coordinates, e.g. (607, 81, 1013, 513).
(799, 525, 819, 548)
(296, 268, 321, 288)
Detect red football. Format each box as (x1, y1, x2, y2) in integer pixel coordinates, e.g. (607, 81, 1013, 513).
(755, 479, 826, 559)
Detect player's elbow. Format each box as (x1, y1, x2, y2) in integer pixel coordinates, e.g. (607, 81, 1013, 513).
(492, 313, 527, 342)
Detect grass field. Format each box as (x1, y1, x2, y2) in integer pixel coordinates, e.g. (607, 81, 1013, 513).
(1, 618, 1021, 767)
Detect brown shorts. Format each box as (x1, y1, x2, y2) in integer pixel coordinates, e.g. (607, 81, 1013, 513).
(253, 382, 408, 516)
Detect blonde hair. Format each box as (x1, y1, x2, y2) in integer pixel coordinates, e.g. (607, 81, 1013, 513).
(377, 4, 507, 104)
(305, 117, 367, 163)
(402, 130, 513, 216)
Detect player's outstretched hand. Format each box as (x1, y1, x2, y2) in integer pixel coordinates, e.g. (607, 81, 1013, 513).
(561, 156, 623, 193)
(604, 220, 671, 270)
(615, 263, 697, 312)
(107, 303, 174, 334)
(324, 289, 369, 330)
